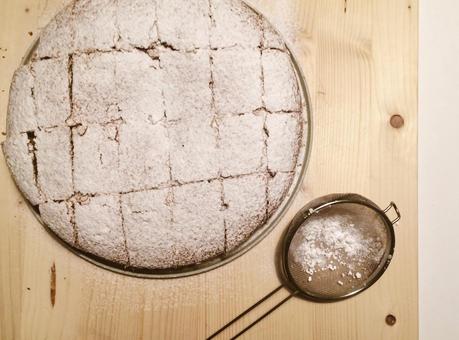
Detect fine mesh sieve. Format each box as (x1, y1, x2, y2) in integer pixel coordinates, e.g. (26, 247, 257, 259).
(207, 193, 400, 339)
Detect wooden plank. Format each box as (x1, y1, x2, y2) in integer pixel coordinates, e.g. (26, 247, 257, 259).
(0, 0, 418, 339)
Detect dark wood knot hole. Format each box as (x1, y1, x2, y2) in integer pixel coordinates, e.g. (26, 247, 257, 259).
(390, 114, 404, 129)
(385, 314, 397, 326)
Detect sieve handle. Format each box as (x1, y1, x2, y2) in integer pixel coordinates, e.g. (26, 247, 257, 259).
(206, 285, 295, 340)
(229, 291, 297, 340)
(206, 285, 284, 339)
(383, 201, 401, 224)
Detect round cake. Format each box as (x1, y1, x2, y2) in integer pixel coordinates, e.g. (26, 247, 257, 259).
(3, 0, 307, 271)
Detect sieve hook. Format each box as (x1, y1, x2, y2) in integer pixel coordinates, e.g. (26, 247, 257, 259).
(383, 202, 401, 225)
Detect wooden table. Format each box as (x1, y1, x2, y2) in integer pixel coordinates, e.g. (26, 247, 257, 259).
(0, 0, 418, 339)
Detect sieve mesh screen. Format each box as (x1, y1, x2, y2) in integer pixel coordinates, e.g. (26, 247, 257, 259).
(287, 203, 391, 299)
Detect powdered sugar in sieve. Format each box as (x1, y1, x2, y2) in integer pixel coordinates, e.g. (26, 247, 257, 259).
(290, 214, 387, 285)
(286, 201, 392, 299)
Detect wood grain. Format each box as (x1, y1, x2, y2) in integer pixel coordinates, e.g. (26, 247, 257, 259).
(0, 0, 418, 339)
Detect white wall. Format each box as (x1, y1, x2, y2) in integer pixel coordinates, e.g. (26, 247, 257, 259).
(420, 1, 459, 339)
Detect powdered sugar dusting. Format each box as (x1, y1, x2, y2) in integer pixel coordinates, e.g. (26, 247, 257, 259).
(5, 0, 309, 271)
(245, 0, 300, 47)
(291, 215, 387, 283)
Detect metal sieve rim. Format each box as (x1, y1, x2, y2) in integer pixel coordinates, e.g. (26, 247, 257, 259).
(279, 194, 398, 302)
